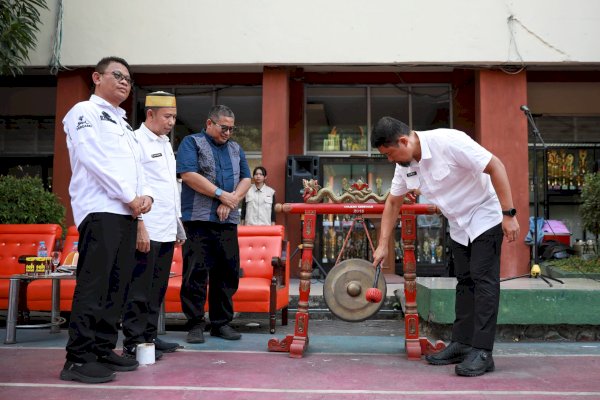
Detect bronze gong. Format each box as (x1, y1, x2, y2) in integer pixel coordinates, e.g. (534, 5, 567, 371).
(323, 258, 387, 322)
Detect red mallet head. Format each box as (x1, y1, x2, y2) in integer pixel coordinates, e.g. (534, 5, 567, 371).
(365, 287, 382, 303)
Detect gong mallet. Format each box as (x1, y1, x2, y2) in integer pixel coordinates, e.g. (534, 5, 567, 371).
(365, 262, 383, 303)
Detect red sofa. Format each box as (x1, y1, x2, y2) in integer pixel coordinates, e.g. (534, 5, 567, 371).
(165, 225, 290, 333)
(15, 224, 290, 333)
(0, 224, 62, 310)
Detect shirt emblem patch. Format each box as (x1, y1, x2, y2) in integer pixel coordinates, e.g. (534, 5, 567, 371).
(76, 115, 92, 130)
(100, 111, 117, 124)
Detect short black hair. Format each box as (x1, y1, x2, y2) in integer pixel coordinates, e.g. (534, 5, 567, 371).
(253, 166, 267, 177)
(208, 105, 235, 121)
(92, 56, 132, 93)
(371, 117, 411, 148)
(95, 56, 131, 76)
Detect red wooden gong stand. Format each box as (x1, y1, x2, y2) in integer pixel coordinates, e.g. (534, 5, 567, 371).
(267, 202, 446, 359)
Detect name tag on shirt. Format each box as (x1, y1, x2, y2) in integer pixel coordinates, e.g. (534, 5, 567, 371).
(405, 170, 420, 189)
(151, 153, 163, 158)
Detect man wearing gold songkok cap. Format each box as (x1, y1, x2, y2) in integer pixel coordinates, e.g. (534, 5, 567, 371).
(122, 91, 187, 359)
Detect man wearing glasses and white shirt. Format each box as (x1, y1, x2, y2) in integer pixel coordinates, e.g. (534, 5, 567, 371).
(61, 56, 153, 384)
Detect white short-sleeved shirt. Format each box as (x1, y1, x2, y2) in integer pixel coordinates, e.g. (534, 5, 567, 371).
(63, 95, 151, 227)
(137, 123, 181, 242)
(244, 184, 275, 226)
(390, 129, 502, 246)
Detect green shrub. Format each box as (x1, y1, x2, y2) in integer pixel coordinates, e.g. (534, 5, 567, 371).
(0, 175, 65, 229)
(546, 256, 600, 273)
(580, 172, 600, 253)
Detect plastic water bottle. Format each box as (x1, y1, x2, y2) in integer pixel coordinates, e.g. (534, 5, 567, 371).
(37, 240, 48, 276)
(37, 240, 48, 258)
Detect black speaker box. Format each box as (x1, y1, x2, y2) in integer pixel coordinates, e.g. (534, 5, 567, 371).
(286, 156, 319, 203)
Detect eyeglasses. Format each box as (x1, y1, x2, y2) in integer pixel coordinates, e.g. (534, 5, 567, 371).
(104, 70, 134, 86)
(210, 119, 236, 133)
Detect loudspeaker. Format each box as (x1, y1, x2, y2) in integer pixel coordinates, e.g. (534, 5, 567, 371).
(286, 155, 319, 203)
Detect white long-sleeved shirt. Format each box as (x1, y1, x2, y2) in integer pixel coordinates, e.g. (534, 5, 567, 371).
(63, 94, 151, 227)
(390, 128, 502, 246)
(136, 123, 182, 242)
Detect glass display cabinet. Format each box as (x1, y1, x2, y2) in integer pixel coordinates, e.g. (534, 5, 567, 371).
(313, 157, 449, 276)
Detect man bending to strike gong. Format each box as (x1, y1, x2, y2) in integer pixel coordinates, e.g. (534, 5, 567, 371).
(371, 116, 519, 377)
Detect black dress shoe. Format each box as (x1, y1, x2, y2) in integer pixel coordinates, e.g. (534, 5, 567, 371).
(97, 350, 139, 371)
(210, 324, 241, 340)
(60, 361, 115, 384)
(455, 348, 495, 377)
(186, 323, 206, 344)
(425, 342, 472, 365)
(153, 337, 181, 353)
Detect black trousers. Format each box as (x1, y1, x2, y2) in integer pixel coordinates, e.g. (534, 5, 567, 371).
(180, 221, 239, 329)
(65, 213, 137, 363)
(121, 240, 175, 347)
(450, 223, 504, 351)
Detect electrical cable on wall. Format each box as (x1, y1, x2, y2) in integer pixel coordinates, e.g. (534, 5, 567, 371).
(49, 0, 70, 75)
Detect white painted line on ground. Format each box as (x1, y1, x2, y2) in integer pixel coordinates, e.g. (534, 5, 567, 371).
(1, 383, 600, 397)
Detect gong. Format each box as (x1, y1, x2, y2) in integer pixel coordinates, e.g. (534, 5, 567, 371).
(323, 258, 387, 322)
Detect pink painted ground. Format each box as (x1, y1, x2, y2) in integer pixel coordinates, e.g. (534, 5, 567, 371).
(1, 348, 599, 400)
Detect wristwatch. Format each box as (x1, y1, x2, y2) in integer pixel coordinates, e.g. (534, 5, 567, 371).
(502, 208, 517, 217)
(214, 187, 223, 198)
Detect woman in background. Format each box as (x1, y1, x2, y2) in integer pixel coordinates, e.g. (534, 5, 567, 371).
(241, 166, 275, 226)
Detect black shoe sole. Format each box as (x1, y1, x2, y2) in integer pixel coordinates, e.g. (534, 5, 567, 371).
(425, 355, 466, 365)
(98, 362, 139, 372)
(156, 346, 180, 353)
(186, 337, 205, 344)
(455, 362, 495, 377)
(210, 332, 241, 340)
(60, 369, 116, 384)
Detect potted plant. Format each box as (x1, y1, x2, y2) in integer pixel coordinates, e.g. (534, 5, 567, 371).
(580, 172, 600, 255)
(0, 175, 66, 229)
(542, 172, 600, 278)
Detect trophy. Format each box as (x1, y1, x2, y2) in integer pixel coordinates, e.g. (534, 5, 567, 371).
(430, 238, 437, 263)
(423, 235, 431, 263)
(577, 149, 588, 189)
(328, 227, 337, 261)
(566, 153, 576, 190)
(435, 245, 443, 264)
(322, 227, 330, 263)
(559, 149, 568, 190)
(547, 150, 562, 189)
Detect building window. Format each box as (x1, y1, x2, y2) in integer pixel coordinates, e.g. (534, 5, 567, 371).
(306, 87, 368, 153)
(134, 86, 262, 160)
(305, 84, 451, 155)
(533, 115, 600, 144)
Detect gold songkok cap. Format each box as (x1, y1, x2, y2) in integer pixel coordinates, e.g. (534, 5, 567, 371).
(145, 91, 176, 108)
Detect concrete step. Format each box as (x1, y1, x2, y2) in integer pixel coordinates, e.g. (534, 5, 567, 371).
(417, 276, 600, 341)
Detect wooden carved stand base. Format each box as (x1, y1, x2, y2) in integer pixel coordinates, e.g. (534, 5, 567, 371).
(267, 202, 445, 359)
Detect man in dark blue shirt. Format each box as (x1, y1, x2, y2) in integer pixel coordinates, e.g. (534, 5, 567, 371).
(176, 105, 251, 343)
